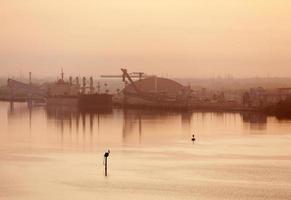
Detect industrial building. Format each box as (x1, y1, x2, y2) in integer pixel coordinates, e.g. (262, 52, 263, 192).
(110, 69, 192, 109)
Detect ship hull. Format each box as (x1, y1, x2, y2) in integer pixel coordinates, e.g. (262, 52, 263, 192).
(78, 94, 112, 109)
(46, 96, 78, 106)
(46, 94, 112, 108)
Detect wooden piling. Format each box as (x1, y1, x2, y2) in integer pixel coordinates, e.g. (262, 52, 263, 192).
(104, 157, 108, 176)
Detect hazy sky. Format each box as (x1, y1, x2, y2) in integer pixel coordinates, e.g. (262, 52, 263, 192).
(0, 0, 291, 78)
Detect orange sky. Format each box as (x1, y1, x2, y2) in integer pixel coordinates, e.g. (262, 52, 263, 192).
(0, 0, 291, 78)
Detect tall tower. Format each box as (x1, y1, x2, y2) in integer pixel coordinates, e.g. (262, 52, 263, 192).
(61, 68, 64, 81)
(82, 77, 86, 94)
(90, 77, 94, 94)
(29, 72, 32, 86)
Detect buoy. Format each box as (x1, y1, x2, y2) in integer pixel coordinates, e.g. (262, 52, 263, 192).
(191, 134, 196, 143)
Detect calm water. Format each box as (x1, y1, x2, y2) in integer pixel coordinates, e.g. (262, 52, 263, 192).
(1, 102, 291, 200)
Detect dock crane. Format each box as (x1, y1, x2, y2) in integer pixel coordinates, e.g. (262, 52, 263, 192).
(101, 68, 154, 94)
(101, 68, 173, 103)
(101, 68, 191, 108)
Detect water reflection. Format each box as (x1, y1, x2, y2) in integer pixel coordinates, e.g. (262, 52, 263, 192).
(242, 112, 267, 131)
(44, 107, 192, 145)
(5, 102, 291, 147)
(2, 102, 291, 200)
(120, 109, 185, 144)
(7, 102, 34, 134)
(45, 106, 113, 138)
(122, 109, 140, 142)
(7, 101, 31, 117)
(181, 111, 192, 134)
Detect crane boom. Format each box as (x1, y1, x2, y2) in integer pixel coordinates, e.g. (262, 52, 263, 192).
(100, 75, 141, 78)
(120, 68, 141, 93)
(100, 68, 154, 94)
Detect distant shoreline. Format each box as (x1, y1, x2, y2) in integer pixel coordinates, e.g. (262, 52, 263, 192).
(2, 98, 291, 120)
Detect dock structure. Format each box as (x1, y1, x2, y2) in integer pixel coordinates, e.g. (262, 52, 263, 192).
(5, 76, 46, 103)
(101, 68, 192, 110)
(1, 69, 285, 113)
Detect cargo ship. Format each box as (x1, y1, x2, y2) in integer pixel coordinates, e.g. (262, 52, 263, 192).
(46, 71, 112, 109)
(78, 93, 112, 109)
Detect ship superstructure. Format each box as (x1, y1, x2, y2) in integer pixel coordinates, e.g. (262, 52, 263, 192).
(47, 70, 112, 109)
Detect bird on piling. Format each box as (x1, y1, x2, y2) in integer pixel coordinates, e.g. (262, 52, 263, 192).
(104, 149, 110, 158)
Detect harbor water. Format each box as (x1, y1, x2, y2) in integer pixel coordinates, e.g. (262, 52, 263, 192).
(0, 102, 291, 200)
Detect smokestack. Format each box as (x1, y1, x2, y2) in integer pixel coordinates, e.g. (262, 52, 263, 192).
(97, 81, 100, 94)
(76, 77, 80, 93)
(61, 68, 64, 80)
(76, 77, 79, 86)
(89, 77, 94, 94)
(29, 72, 32, 86)
(69, 76, 72, 85)
(82, 77, 86, 94)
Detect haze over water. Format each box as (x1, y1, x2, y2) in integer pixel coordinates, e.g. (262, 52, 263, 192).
(1, 102, 291, 199)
